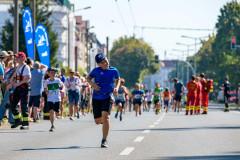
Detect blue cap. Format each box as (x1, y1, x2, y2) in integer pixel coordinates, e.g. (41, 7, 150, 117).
(95, 53, 107, 63)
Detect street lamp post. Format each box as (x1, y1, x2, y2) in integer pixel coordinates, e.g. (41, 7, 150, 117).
(86, 26, 95, 73)
(13, 0, 19, 55)
(172, 49, 193, 84)
(181, 35, 208, 75)
(176, 42, 198, 82)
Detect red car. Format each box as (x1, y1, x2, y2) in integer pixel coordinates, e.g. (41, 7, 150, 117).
(229, 91, 237, 103)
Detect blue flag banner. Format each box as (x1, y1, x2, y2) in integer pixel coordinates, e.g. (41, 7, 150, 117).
(35, 24, 50, 67)
(22, 7, 34, 60)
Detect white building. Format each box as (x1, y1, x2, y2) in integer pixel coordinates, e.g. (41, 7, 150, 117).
(0, 0, 75, 68)
(142, 60, 178, 91)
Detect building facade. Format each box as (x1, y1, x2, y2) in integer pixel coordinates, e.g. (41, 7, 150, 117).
(142, 60, 178, 91)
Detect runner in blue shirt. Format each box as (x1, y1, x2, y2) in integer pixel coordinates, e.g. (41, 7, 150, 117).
(131, 83, 144, 117)
(86, 53, 120, 148)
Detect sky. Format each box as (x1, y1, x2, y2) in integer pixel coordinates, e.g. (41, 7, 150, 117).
(69, 0, 232, 60)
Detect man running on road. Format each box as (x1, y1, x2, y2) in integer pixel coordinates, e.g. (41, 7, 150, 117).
(86, 53, 120, 148)
(173, 78, 185, 113)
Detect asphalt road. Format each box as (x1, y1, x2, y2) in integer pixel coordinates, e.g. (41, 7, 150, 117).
(0, 103, 240, 160)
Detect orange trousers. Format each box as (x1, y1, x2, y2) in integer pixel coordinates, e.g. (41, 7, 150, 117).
(202, 92, 209, 113)
(186, 95, 196, 115)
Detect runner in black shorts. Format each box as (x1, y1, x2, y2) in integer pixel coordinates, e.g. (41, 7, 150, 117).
(173, 78, 185, 112)
(132, 84, 144, 116)
(86, 53, 120, 148)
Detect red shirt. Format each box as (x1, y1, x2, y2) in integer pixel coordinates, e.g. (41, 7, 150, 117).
(187, 81, 198, 96)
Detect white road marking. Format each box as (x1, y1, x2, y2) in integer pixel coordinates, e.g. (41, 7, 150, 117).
(134, 136, 145, 142)
(232, 111, 240, 115)
(158, 113, 166, 121)
(143, 129, 151, 134)
(149, 125, 155, 128)
(154, 122, 159, 125)
(120, 147, 135, 155)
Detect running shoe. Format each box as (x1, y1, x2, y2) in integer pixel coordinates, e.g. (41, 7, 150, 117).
(101, 140, 108, 148)
(83, 113, 87, 116)
(49, 126, 55, 132)
(120, 115, 122, 121)
(77, 113, 80, 119)
(20, 125, 29, 130)
(115, 113, 118, 119)
(70, 116, 74, 121)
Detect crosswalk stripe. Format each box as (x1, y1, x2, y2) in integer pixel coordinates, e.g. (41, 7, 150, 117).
(120, 147, 135, 155)
(134, 136, 144, 142)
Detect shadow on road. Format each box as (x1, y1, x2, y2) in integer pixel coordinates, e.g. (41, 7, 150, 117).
(147, 155, 240, 160)
(13, 146, 99, 151)
(112, 126, 240, 132)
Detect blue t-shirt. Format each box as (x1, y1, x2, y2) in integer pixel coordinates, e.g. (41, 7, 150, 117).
(0, 63, 4, 76)
(133, 90, 144, 101)
(89, 66, 120, 100)
(174, 82, 183, 95)
(59, 74, 66, 90)
(60, 74, 66, 83)
(30, 69, 45, 96)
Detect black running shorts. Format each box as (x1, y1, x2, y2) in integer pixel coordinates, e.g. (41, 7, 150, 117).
(175, 95, 182, 102)
(48, 102, 60, 112)
(92, 97, 113, 119)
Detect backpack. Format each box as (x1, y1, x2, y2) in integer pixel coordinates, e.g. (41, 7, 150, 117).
(203, 79, 213, 92)
(3, 68, 17, 84)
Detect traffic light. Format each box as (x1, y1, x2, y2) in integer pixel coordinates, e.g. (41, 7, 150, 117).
(155, 55, 159, 63)
(231, 38, 236, 50)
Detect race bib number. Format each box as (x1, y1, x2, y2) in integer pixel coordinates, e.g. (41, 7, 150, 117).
(117, 93, 124, 98)
(134, 94, 141, 99)
(164, 97, 169, 101)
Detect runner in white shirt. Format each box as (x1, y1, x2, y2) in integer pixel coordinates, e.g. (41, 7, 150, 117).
(44, 67, 64, 132)
(65, 69, 81, 120)
(147, 88, 154, 112)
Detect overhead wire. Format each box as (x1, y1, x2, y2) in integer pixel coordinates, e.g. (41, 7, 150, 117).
(135, 26, 215, 31)
(127, 0, 137, 35)
(115, 0, 130, 34)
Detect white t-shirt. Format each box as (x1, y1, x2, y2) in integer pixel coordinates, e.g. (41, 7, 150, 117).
(15, 64, 31, 83)
(147, 91, 153, 102)
(66, 76, 81, 91)
(44, 78, 63, 102)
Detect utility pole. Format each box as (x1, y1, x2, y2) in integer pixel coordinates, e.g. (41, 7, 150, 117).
(68, 10, 71, 68)
(32, 0, 36, 61)
(86, 28, 89, 73)
(187, 45, 189, 82)
(13, 0, 19, 55)
(106, 37, 109, 62)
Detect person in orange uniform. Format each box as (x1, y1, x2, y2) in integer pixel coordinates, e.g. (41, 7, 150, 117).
(195, 77, 202, 114)
(186, 75, 198, 115)
(200, 73, 209, 114)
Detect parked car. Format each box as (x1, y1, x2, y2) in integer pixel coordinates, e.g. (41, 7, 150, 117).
(217, 90, 236, 103)
(229, 91, 237, 103)
(217, 90, 224, 103)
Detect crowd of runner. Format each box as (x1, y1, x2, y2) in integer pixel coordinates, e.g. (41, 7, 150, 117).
(0, 50, 234, 148)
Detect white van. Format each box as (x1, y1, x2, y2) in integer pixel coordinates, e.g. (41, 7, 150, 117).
(218, 90, 224, 103)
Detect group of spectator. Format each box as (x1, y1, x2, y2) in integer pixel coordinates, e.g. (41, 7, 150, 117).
(0, 51, 92, 129)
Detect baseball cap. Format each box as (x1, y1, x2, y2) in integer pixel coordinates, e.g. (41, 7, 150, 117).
(15, 52, 26, 59)
(0, 51, 8, 57)
(95, 53, 107, 63)
(47, 67, 58, 72)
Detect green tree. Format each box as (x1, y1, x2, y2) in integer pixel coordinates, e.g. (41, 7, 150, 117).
(1, 0, 58, 66)
(211, 0, 240, 89)
(110, 36, 160, 88)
